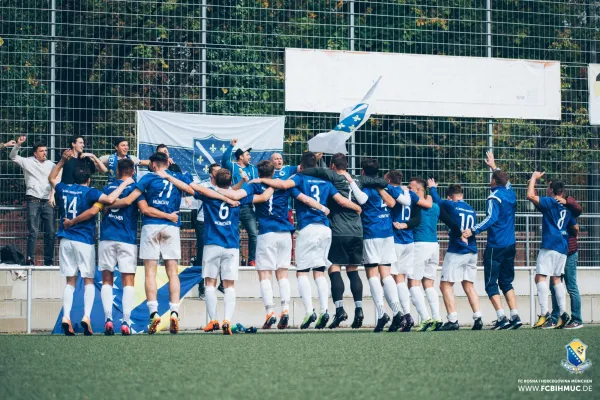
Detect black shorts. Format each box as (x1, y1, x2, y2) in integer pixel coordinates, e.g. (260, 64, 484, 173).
(328, 236, 363, 266)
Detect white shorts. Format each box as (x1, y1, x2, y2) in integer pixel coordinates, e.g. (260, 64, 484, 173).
(391, 243, 414, 276)
(441, 252, 477, 283)
(536, 248, 567, 277)
(98, 240, 137, 274)
(202, 245, 239, 281)
(255, 231, 292, 271)
(363, 237, 397, 266)
(295, 224, 332, 271)
(139, 224, 181, 260)
(59, 239, 95, 278)
(411, 242, 440, 281)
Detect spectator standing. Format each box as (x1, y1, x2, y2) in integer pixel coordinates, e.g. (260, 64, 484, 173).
(6, 136, 56, 266)
(60, 135, 107, 184)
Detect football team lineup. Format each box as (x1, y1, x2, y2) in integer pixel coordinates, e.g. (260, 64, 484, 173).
(49, 142, 583, 335)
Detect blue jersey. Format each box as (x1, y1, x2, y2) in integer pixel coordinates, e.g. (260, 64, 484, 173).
(388, 185, 419, 244)
(56, 183, 103, 245)
(289, 174, 338, 230)
(360, 187, 393, 239)
(100, 180, 140, 245)
(274, 165, 297, 180)
(106, 153, 137, 184)
(136, 171, 192, 227)
(243, 183, 294, 234)
(196, 190, 254, 249)
(537, 197, 571, 255)
(274, 165, 297, 209)
(413, 203, 440, 243)
(431, 187, 477, 254)
(472, 185, 516, 248)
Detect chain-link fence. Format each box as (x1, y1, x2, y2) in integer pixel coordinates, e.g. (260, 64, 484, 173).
(1, 1, 599, 263)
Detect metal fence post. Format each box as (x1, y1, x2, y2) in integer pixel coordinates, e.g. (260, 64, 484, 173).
(526, 214, 534, 326)
(26, 268, 32, 334)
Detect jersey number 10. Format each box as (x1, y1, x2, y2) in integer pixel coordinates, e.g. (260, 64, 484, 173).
(459, 212, 475, 231)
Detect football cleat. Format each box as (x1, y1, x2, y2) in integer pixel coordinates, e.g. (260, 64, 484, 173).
(400, 313, 414, 332)
(374, 313, 390, 333)
(564, 320, 583, 330)
(62, 317, 74, 336)
(541, 317, 556, 330)
(104, 318, 115, 336)
(417, 319, 433, 332)
(300, 311, 317, 330)
(277, 312, 289, 330)
(203, 320, 220, 332)
(222, 320, 232, 335)
(555, 312, 570, 329)
(508, 315, 523, 330)
(328, 308, 348, 329)
(81, 316, 94, 336)
(491, 316, 510, 330)
(533, 313, 550, 329)
(315, 312, 330, 329)
(388, 313, 403, 332)
(169, 312, 179, 334)
(472, 317, 484, 331)
(121, 321, 131, 336)
(427, 319, 444, 332)
(262, 311, 277, 329)
(439, 321, 460, 331)
(351, 307, 364, 329)
(148, 312, 161, 335)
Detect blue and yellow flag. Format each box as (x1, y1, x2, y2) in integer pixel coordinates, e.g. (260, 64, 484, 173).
(52, 266, 202, 334)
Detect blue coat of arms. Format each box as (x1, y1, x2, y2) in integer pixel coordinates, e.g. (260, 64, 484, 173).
(193, 135, 229, 181)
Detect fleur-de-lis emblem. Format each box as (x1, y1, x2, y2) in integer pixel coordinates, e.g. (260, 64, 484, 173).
(220, 144, 227, 152)
(197, 156, 204, 164)
(203, 165, 209, 174)
(209, 144, 217, 153)
(336, 123, 345, 129)
(353, 115, 361, 122)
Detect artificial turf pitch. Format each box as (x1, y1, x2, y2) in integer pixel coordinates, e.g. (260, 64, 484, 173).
(1, 327, 598, 400)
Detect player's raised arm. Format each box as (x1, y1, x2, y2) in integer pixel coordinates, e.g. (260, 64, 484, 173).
(295, 192, 330, 216)
(98, 177, 135, 204)
(215, 187, 249, 201)
(333, 193, 362, 214)
(378, 187, 396, 208)
(251, 187, 274, 204)
(49, 149, 72, 188)
(338, 171, 368, 205)
(111, 188, 143, 208)
(259, 177, 296, 190)
(193, 183, 239, 207)
(63, 203, 102, 229)
(427, 178, 444, 204)
(82, 152, 108, 174)
(526, 171, 544, 206)
(137, 199, 179, 223)
(415, 191, 433, 209)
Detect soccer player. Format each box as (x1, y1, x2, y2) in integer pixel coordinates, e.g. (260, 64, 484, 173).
(110, 152, 237, 334)
(48, 150, 132, 336)
(63, 159, 178, 335)
(385, 170, 433, 332)
(527, 172, 573, 329)
(428, 178, 483, 331)
(164, 168, 272, 335)
(302, 153, 388, 329)
(222, 138, 259, 266)
(549, 187, 583, 329)
(462, 152, 521, 330)
(359, 159, 411, 332)
(216, 160, 326, 329)
(257, 151, 362, 329)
